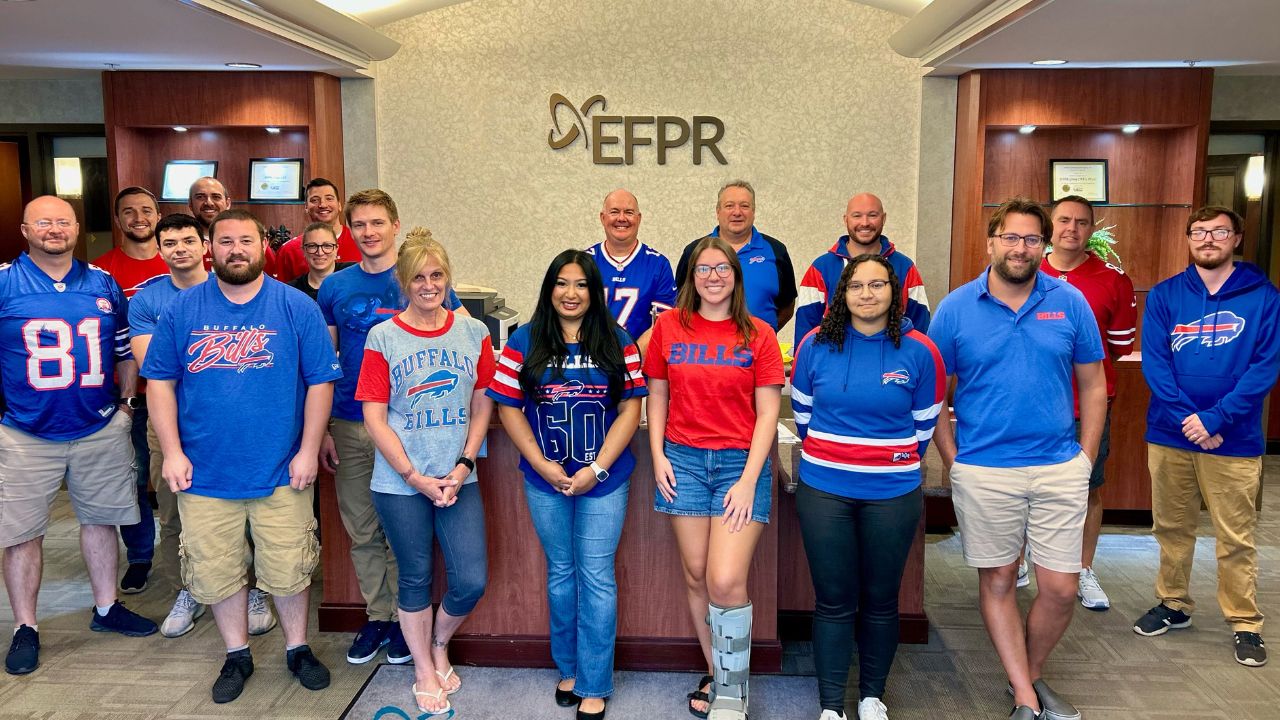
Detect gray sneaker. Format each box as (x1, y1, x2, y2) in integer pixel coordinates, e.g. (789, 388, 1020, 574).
(1009, 706, 1039, 720)
(1032, 680, 1079, 720)
(161, 589, 206, 638)
(247, 588, 277, 636)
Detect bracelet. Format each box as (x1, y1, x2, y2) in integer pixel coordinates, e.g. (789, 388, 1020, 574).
(455, 456, 475, 471)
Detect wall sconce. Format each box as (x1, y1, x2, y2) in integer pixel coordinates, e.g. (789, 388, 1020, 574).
(53, 157, 83, 199)
(1244, 154, 1265, 200)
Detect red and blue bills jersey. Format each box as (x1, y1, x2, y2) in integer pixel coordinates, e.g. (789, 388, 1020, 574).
(487, 323, 647, 497)
(0, 254, 131, 441)
(585, 241, 676, 340)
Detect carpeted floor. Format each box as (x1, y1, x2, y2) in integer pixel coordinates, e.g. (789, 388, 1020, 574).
(1, 458, 1277, 719)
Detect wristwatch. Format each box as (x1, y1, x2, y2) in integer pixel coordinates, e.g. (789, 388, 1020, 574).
(590, 462, 609, 482)
(456, 456, 476, 472)
(120, 396, 144, 410)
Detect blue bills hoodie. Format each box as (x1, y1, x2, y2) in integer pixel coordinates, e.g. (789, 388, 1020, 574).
(1142, 261, 1280, 456)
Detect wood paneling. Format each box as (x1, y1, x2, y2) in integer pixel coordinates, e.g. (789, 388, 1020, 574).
(103, 72, 319, 128)
(1104, 361, 1153, 510)
(978, 69, 1213, 128)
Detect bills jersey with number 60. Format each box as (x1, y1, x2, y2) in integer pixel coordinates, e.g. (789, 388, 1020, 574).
(586, 241, 676, 340)
(0, 254, 131, 441)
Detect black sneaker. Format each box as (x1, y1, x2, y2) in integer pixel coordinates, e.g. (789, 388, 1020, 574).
(1235, 632, 1267, 667)
(287, 646, 331, 690)
(1132, 604, 1191, 636)
(119, 562, 152, 595)
(346, 619, 391, 664)
(212, 652, 254, 703)
(89, 601, 159, 637)
(386, 622, 411, 664)
(5, 625, 39, 675)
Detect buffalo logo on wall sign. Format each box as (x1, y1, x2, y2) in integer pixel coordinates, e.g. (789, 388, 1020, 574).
(547, 93, 728, 166)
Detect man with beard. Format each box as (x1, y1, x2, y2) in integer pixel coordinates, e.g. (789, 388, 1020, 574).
(794, 192, 931, 342)
(930, 197, 1106, 720)
(144, 209, 341, 702)
(93, 187, 170, 594)
(3, 196, 158, 676)
(188, 177, 278, 276)
(584, 188, 675, 352)
(275, 178, 360, 283)
(1133, 206, 1280, 668)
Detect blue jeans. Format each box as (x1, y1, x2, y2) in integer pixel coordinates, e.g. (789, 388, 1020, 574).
(524, 479, 629, 699)
(654, 440, 772, 524)
(118, 408, 155, 564)
(371, 483, 488, 615)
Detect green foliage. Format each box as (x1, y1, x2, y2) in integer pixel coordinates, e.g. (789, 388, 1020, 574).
(1045, 221, 1124, 267)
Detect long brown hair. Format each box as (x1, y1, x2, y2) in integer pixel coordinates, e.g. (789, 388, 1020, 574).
(676, 236, 756, 347)
(815, 254, 903, 350)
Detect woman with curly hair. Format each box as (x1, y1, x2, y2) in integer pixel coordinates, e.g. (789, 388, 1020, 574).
(790, 254, 946, 720)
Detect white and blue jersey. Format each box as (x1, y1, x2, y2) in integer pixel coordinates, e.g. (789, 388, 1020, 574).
(487, 324, 646, 498)
(0, 253, 131, 441)
(128, 272, 217, 338)
(585, 241, 676, 339)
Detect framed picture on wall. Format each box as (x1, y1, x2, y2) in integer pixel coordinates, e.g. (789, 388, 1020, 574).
(1050, 159, 1108, 203)
(160, 160, 217, 202)
(248, 157, 304, 202)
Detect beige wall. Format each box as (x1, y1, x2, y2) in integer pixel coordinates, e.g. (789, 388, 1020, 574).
(374, 0, 927, 340)
(0, 78, 103, 124)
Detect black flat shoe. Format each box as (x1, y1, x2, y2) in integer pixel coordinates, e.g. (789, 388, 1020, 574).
(556, 685, 580, 707)
(577, 700, 606, 720)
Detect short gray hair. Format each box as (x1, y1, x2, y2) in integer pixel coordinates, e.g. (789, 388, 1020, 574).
(717, 180, 755, 206)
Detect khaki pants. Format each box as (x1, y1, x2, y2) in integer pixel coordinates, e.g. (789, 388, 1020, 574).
(1148, 443, 1263, 632)
(147, 419, 182, 593)
(330, 418, 398, 621)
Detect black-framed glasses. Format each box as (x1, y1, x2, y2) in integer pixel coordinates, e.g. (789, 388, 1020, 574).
(994, 233, 1045, 248)
(694, 263, 733, 278)
(848, 280, 890, 293)
(303, 242, 338, 254)
(1188, 228, 1234, 241)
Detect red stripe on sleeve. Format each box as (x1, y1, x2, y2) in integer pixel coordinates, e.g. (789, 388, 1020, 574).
(354, 348, 391, 403)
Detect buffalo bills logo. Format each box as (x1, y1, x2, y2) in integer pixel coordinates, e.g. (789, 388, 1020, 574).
(408, 370, 460, 406)
(1171, 311, 1245, 351)
(882, 369, 910, 385)
(547, 379, 585, 401)
(748, 256, 765, 264)
(187, 329, 276, 373)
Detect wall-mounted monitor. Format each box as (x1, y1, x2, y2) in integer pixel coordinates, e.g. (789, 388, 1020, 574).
(160, 160, 217, 202)
(248, 157, 304, 202)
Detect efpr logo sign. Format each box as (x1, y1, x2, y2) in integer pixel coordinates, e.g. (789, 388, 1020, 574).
(547, 93, 727, 166)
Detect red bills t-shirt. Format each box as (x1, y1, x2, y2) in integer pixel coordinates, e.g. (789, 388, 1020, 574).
(275, 226, 360, 282)
(643, 310, 784, 449)
(1041, 253, 1137, 407)
(93, 247, 170, 298)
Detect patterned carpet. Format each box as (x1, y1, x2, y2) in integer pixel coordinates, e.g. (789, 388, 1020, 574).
(1, 459, 1276, 719)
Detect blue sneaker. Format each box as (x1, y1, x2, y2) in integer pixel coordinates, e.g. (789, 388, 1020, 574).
(90, 602, 158, 637)
(5, 625, 39, 675)
(1133, 604, 1192, 636)
(346, 619, 392, 664)
(386, 622, 412, 664)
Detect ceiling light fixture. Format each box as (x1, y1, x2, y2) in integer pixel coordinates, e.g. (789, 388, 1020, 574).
(1122, 124, 1141, 134)
(225, 62, 262, 69)
(1019, 125, 1036, 135)
(173, 126, 188, 133)
(265, 127, 281, 134)
(1031, 59, 1067, 66)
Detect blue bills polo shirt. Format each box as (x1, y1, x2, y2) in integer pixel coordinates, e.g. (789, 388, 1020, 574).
(928, 268, 1104, 468)
(676, 226, 797, 330)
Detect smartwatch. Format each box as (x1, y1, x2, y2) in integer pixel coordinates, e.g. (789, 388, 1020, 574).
(590, 462, 609, 482)
(121, 396, 144, 410)
(456, 456, 476, 472)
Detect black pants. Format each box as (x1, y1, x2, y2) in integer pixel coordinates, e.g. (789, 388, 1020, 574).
(796, 481, 922, 711)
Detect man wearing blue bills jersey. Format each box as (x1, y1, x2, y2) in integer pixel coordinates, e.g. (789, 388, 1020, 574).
(585, 188, 676, 354)
(2, 196, 158, 676)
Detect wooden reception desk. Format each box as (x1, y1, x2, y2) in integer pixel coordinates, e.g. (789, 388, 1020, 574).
(317, 425, 927, 672)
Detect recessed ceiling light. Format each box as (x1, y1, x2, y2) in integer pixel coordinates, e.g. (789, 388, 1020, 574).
(173, 126, 188, 133)
(1019, 125, 1036, 135)
(1032, 59, 1067, 66)
(265, 127, 281, 134)
(225, 62, 261, 69)
(1122, 124, 1141, 134)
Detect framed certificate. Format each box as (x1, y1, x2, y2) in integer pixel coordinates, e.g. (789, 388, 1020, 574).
(248, 158, 304, 202)
(160, 160, 217, 202)
(1050, 159, 1108, 203)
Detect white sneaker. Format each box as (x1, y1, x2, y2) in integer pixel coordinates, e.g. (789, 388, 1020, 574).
(819, 710, 848, 720)
(247, 588, 278, 635)
(858, 697, 889, 720)
(1077, 567, 1111, 610)
(1017, 557, 1030, 588)
(161, 589, 206, 638)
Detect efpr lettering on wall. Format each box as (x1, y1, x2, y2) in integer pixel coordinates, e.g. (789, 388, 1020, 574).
(547, 93, 727, 166)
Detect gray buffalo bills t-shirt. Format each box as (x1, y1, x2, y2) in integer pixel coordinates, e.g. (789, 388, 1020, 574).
(355, 311, 495, 496)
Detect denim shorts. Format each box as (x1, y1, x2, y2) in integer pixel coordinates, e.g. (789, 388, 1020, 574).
(653, 440, 772, 524)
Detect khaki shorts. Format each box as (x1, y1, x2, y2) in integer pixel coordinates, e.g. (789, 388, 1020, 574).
(950, 451, 1091, 574)
(0, 412, 138, 548)
(177, 485, 318, 605)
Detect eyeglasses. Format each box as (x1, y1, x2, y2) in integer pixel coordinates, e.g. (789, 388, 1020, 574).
(694, 263, 733, 278)
(1188, 228, 1235, 241)
(303, 242, 338, 254)
(994, 233, 1045, 248)
(25, 219, 75, 231)
(848, 280, 890, 293)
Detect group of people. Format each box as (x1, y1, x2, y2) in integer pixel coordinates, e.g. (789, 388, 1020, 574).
(0, 176, 1275, 720)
